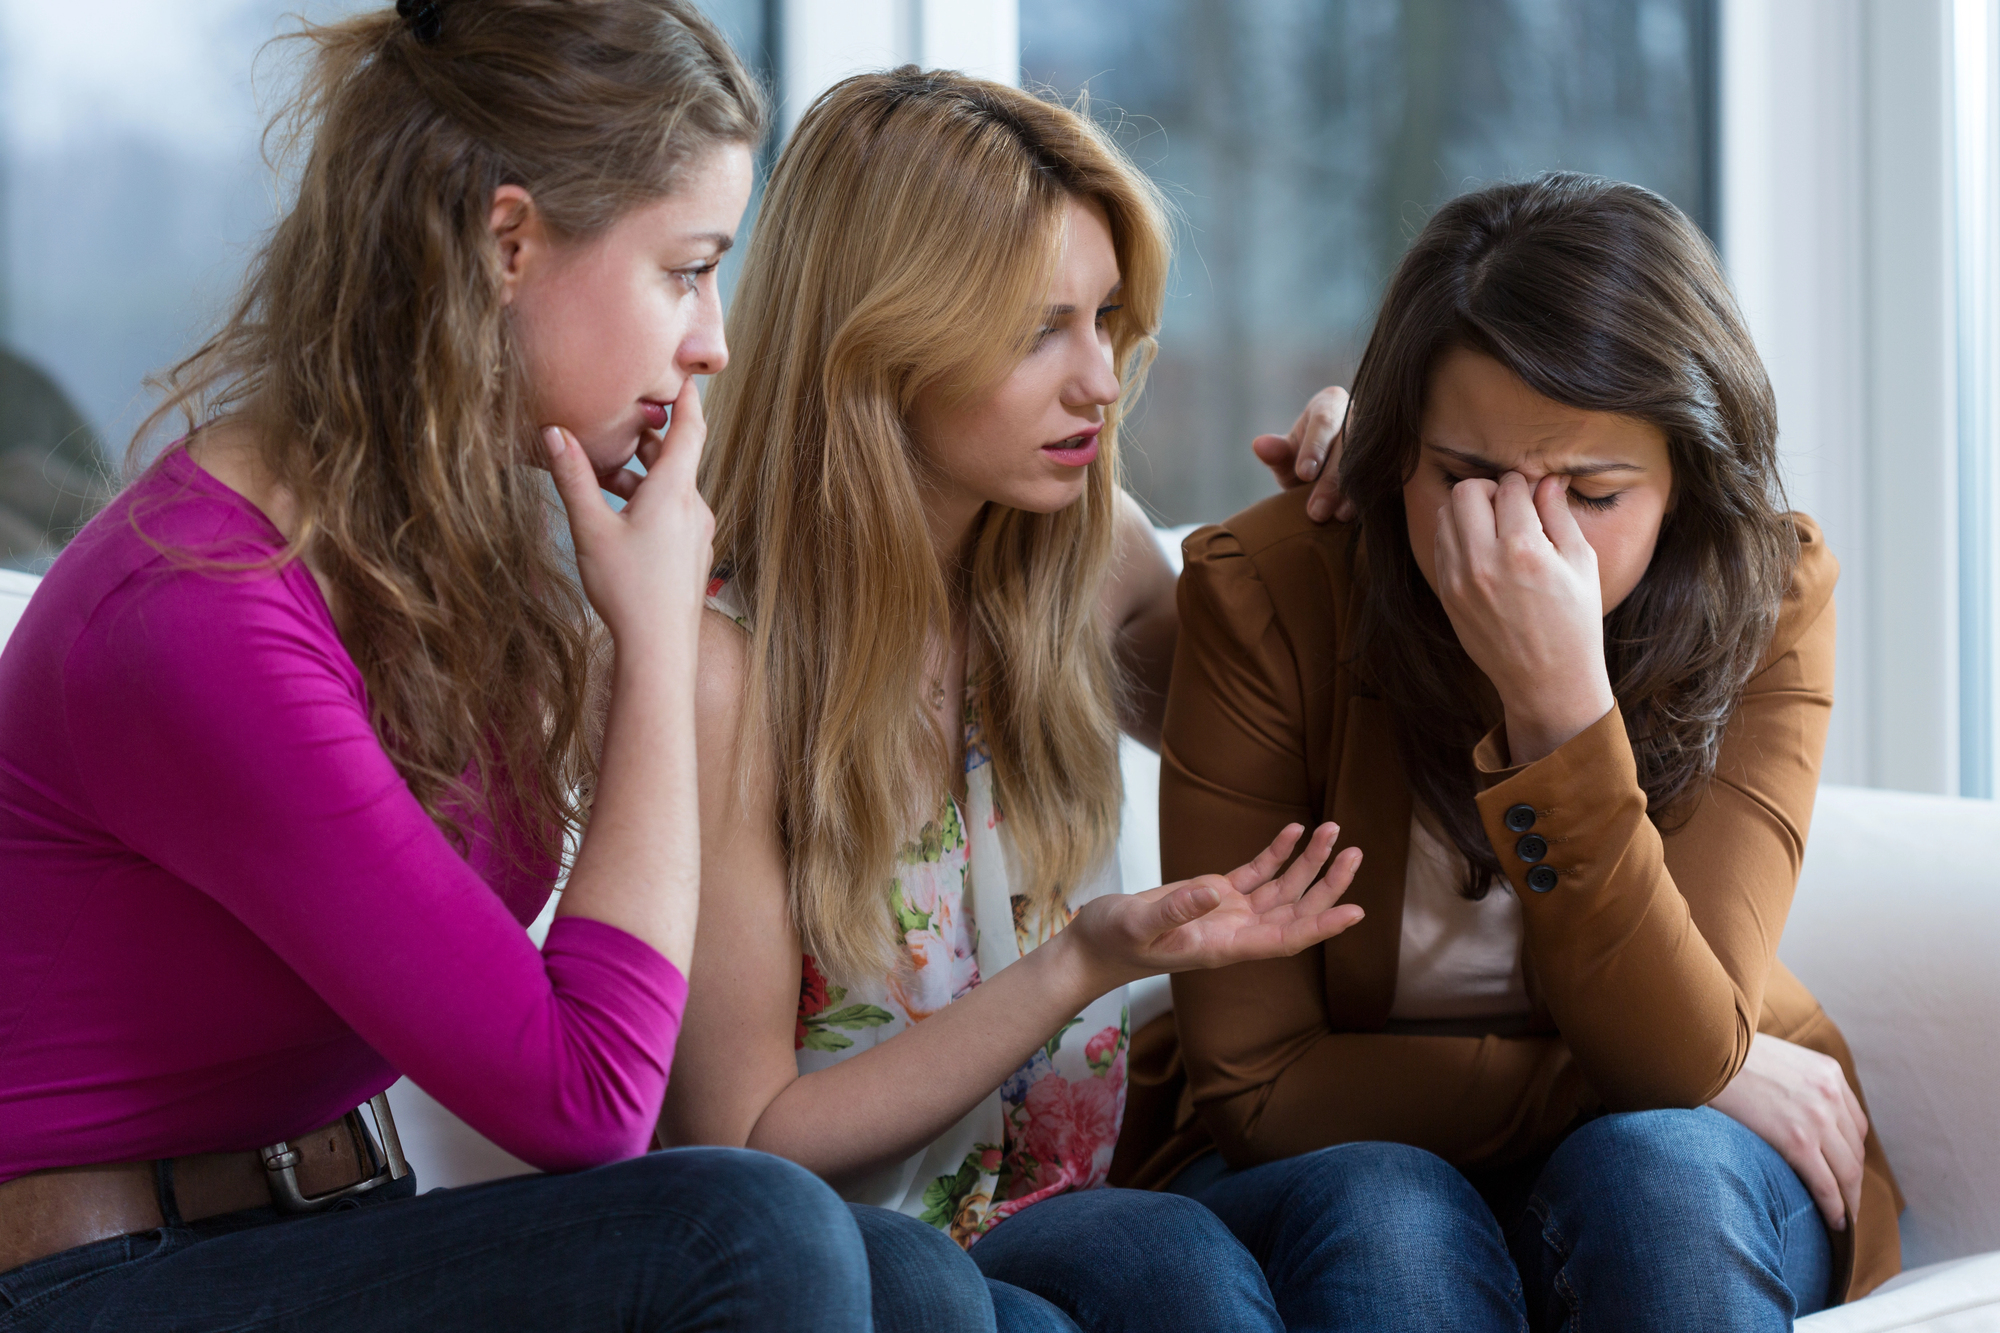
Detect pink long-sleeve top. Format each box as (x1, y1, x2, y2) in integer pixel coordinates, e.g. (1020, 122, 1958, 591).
(0, 450, 686, 1181)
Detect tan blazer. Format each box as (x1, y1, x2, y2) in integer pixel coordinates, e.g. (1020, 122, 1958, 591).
(1110, 488, 1902, 1303)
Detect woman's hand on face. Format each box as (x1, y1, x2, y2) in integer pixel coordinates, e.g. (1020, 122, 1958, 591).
(1252, 386, 1354, 523)
(1708, 1033, 1869, 1232)
(1064, 822, 1365, 992)
(542, 379, 715, 653)
(1433, 472, 1616, 765)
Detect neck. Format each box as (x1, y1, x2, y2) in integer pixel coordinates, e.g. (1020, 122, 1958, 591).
(186, 415, 300, 545)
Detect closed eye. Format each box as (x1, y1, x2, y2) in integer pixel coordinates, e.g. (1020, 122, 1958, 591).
(1440, 468, 1624, 512)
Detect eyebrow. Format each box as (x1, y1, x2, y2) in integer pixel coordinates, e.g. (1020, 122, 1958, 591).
(1423, 442, 1647, 478)
(687, 232, 735, 255)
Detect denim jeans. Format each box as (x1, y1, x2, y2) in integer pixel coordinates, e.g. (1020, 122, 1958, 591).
(849, 1202, 1075, 1332)
(969, 1186, 1284, 1332)
(1173, 1108, 1833, 1333)
(0, 1147, 872, 1332)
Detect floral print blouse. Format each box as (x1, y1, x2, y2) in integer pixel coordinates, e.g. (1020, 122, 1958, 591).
(708, 576, 1130, 1247)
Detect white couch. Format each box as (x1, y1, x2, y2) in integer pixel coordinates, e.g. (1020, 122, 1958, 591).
(4, 563, 1997, 1328)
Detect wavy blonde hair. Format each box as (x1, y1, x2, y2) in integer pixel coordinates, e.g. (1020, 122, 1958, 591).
(137, 0, 764, 860)
(702, 69, 1170, 980)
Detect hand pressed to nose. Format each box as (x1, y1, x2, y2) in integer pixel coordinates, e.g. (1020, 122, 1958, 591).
(1432, 470, 1617, 766)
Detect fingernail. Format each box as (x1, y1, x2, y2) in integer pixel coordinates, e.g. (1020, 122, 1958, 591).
(1307, 497, 1328, 521)
(1300, 456, 1319, 478)
(542, 427, 565, 459)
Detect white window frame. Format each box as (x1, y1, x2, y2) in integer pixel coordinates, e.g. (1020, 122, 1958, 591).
(777, 0, 1018, 137)
(778, 0, 1993, 798)
(1954, 0, 2000, 796)
(1721, 0, 1989, 796)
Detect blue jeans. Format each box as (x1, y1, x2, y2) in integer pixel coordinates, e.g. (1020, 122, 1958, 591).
(1173, 1108, 1833, 1333)
(0, 1148, 871, 1332)
(970, 1186, 1284, 1332)
(849, 1203, 1075, 1332)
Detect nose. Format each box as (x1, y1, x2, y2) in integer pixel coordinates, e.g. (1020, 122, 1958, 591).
(1065, 328, 1121, 410)
(677, 279, 729, 377)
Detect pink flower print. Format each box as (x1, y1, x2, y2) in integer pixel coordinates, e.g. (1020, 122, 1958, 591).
(986, 1075, 1123, 1227)
(979, 1147, 1004, 1173)
(1084, 1024, 1126, 1092)
(1021, 1074, 1120, 1180)
(1085, 1025, 1119, 1066)
(888, 874, 980, 1022)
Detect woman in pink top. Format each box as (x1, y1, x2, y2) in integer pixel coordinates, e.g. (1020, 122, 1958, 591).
(0, 3, 876, 1329)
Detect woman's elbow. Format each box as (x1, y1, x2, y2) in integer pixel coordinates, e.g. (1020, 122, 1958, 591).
(1594, 1033, 1748, 1112)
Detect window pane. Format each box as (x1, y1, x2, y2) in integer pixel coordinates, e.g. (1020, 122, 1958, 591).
(0, 0, 768, 570)
(1022, 0, 1717, 523)
(1955, 0, 1999, 797)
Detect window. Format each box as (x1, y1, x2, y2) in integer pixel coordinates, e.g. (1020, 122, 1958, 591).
(1021, 0, 1719, 525)
(1956, 0, 1999, 797)
(0, 0, 767, 569)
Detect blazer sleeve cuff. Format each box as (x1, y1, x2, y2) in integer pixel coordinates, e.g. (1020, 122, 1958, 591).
(1473, 706, 1645, 900)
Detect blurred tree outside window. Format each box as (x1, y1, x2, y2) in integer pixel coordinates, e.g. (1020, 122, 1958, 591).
(0, 0, 767, 570)
(2, 0, 1714, 557)
(1022, 0, 1718, 524)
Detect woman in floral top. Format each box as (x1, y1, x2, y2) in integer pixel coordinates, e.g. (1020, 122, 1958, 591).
(659, 71, 1365, 1333)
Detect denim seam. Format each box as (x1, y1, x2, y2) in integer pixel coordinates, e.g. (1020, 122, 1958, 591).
(1529, 1196, 1584, 1333)
(0, 1232, 180, 1330)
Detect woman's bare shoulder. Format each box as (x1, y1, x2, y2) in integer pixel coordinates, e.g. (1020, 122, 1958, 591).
(695, 607, 753, 735)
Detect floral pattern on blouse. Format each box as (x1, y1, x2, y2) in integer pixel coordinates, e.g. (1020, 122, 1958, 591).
(710, 575, 1129, 1249)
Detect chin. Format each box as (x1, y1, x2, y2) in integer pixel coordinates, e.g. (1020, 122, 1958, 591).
(578, 429, 640, 475)
(990, 475, 1091, 516)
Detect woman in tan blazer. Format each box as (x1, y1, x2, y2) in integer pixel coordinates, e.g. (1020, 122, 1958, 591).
(1112, 173, 1901, 1331)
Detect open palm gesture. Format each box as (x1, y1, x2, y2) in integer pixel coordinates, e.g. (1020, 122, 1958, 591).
(1071, 823, 1364, 989)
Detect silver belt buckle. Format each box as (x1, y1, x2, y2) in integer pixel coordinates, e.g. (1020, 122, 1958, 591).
(259, 1092, 411, 1213)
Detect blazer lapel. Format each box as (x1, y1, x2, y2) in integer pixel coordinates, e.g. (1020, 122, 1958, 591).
(1321, 696, 1410, 1030)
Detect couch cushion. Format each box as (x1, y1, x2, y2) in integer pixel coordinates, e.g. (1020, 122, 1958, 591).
(0, 569, 38, 648)
(1783, 785, 2000, 1272)
(1798, 1251, 2000, 1330)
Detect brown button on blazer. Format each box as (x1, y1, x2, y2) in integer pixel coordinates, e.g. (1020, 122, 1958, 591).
(1110, 487, 1903, 1303)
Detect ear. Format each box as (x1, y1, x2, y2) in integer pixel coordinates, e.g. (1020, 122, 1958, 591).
(490, 184, 545, 307)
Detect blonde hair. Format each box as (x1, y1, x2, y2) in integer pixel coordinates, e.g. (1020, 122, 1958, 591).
(701, 68, 1170, 979)
(137, 1, 765, 861)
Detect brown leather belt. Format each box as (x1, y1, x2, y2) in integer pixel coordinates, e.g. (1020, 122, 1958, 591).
(0, 1093, 408, 1276)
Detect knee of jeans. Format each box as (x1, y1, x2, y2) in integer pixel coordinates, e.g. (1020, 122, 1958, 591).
(850, 1206, 992, 1327)
(1119, 1191, 1249, 1257)
(1286, 1143, 1493, 1254)
(1296, 1142, 1476, 1208)
(641, 1147, 864, 1270)
(1542, 1109, 1763, 1224)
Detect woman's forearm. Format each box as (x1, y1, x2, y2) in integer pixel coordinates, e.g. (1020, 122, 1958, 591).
(1197, 1029, 1594, 1169)
(556, 636, 703, 973)
(745, 931, 1102, 1185)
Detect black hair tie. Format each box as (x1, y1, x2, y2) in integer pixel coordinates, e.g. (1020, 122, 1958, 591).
(396, 0, 444, 43)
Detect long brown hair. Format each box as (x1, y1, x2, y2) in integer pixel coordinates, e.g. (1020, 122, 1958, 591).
(137, 1, 765, 860)
(701, 69, 1170, 979)
(1341, 172, 1796, 895)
